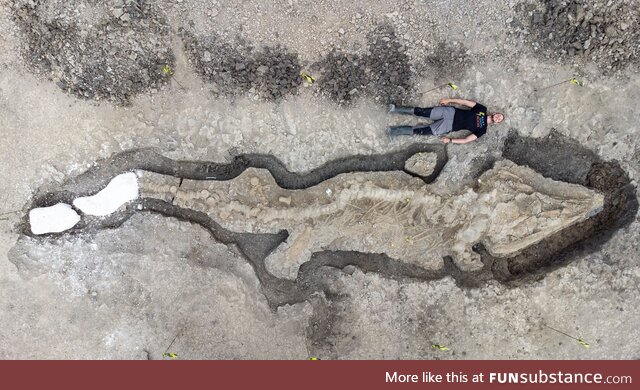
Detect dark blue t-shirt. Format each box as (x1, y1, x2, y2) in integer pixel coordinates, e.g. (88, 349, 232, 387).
(452, 103, 488, 138)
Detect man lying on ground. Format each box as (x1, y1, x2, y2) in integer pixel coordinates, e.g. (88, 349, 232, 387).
(388, 98, 504, 144)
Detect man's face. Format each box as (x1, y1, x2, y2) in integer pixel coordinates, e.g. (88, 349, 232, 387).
(492, 113, 504, 123)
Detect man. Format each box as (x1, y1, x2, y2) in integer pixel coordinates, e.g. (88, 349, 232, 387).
(387, 98, 504, 144)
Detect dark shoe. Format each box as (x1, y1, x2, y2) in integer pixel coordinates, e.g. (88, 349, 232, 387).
(388, 104, 416, 115)
(387, 125, 414, 136)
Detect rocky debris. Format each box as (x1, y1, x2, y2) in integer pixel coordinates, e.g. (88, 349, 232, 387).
(181, 31, 302, 101)
(515, 0, 640, 73)
(11, 0, 175, 105)
(314, 49, 368, 103)
(315, 23, 413, 105)
(364, 24, 413, 103)
(182, 23, 413, 105)
(423, 41, 470, 81)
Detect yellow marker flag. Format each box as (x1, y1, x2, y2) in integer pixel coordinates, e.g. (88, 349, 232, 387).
(162, 65, 174, 76)
(309, 357, 321, 360)
(432, 344, 450, 351)
(570, 78, 584, 86)
(163, 353, 179, 359)
(447, 82, 459, 90)
(301, 72, 316, 85)
(578, 339, 590, 348)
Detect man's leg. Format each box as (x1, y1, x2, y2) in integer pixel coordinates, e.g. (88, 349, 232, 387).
(422, 106, 453, 120)
(413, 107, 433, 118)
(428, 115, 453, 135)
(412, 126, 433, 135)
(388, 106, 453, 136)
(387, 125, 433, 136)
(387, 125, 414, 136)
(388, 104, 416, 115)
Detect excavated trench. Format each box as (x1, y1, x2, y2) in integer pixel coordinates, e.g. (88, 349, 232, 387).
(17, 132, 638, 308)
(486, 131, 638, 284)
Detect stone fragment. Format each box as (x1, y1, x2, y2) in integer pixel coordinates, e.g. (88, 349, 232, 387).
(278, 196, 291, 205)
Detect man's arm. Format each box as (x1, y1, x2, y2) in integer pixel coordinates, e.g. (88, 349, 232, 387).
(440, 134, 478, 144)
(440, 98, 477, 108)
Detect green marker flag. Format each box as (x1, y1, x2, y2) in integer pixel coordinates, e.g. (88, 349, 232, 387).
(432, 344, 450, 351)
(162, 65, 174, 76)
(301, 72, 316, 85)
(577, 339, 590, 348)
(421, 82, 459, 94)
(570, 77, 584, 86)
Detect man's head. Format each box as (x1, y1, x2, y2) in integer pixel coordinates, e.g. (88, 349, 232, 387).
(488, 112, 504, 124)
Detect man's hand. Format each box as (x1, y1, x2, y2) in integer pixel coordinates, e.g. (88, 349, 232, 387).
(439, 98, 450, 106)
(440, 137, 451, 144)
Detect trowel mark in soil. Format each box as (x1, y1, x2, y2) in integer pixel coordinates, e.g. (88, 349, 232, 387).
(11, 0, 175, 105)
(15, 134, 636, 310)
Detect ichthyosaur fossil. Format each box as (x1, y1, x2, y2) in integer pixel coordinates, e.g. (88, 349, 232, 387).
(16, 132, 638, 308)
(137, 159, 603, 279)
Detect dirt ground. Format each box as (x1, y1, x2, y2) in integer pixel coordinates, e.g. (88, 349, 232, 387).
(0, 0, 639, 359)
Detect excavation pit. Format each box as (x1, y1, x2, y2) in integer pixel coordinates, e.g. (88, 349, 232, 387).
(14, 132, 637, 308)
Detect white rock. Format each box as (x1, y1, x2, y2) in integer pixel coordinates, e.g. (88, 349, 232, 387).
(73, 172, 139, 216)
(29, 203, 80, 235)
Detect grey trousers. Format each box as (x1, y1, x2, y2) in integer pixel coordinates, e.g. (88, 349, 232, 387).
(414, 106, 455, 135)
